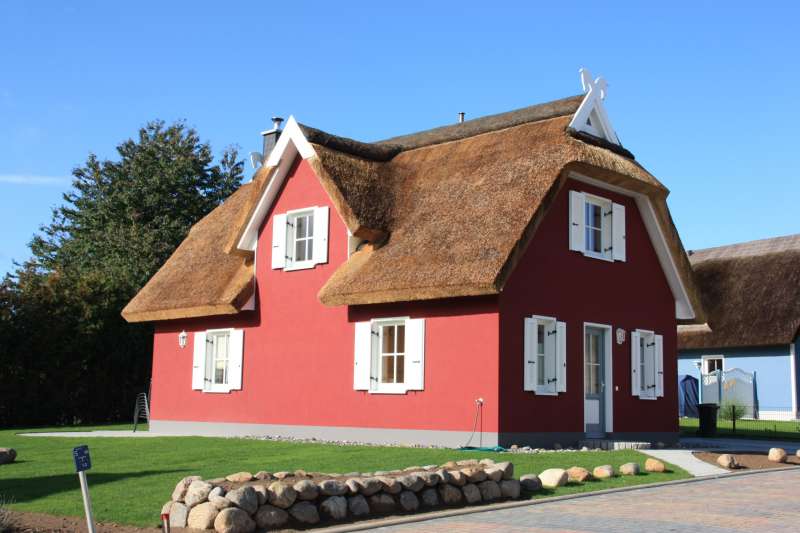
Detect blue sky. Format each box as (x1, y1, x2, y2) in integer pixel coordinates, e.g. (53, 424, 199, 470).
(1, 1, 798, 276)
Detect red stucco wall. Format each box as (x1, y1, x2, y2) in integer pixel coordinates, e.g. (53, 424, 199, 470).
(150, 157, 501, 433)
(498, 178, 679, 437)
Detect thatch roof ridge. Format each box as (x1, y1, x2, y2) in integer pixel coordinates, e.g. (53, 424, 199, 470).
(678, 235, 800, 349)
(297, 94, 587, 163)
(688, 233, 800, 263)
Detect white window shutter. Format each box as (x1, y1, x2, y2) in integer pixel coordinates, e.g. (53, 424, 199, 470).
(353, 321, 372, 391)
(543, 322, 557, 394)
(313, 206, 329, 264)
(612, 202, 626, 262)
(192, 332, 206, 390)
(655, 334, 664, 397)
(271, 213, 287, 269)
(643, 335, 656, 398)
(630, 330, 641, 397)
(405, 319, 425, 391)
(569, 191, 585, 252)
(227, 330, 244, 391)
(523, 318, 537, 392)
(556, 321, 567, 392)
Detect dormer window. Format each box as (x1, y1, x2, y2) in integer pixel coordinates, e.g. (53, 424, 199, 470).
(288, 209, 314, 268)
(569, 190, 626, 262)
(271, 206, 329, 271)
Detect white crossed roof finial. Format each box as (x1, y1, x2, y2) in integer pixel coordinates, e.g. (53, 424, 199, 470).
(579, 68, 607, 100)
(569, 67, 619, 144)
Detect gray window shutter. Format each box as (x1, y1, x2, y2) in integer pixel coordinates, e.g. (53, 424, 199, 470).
(631, 331, 641, 397)
(227, 330, 244, 391)
(523, 318, 537, 392)
(569, 191, 585, 252)
(556, 321, 567, 393)
(271, 213, 287, 269)
(612, 202, 626, 262)
(353, 322, 372, 390)
(405, 319, 425, 391)
(192, 332, 206, 390)
(313, 206, 329, 265)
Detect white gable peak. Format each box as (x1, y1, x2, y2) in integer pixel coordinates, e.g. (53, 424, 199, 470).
(568, 68, 620, 145)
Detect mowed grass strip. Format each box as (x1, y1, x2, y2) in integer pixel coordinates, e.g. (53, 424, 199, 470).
(0, 425, 688, 527)
(679, 417, 800, 441)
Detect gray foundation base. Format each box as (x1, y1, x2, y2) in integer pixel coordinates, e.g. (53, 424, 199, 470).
(497, 431, 679, 449)
(150, 420, 499, 448)
(150, 420, 677, 449)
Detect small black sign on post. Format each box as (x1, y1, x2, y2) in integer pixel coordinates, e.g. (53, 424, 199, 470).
(72, 445, 96, 533)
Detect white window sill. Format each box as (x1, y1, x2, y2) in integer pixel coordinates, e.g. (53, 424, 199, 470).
(532, 390, 558, 396)
(582, 250, 614, 262)
(369, 384, 409, 395)
(638, 394, 658, 400)
(284, 261, 317, 272)
(202, 386, 232, 394)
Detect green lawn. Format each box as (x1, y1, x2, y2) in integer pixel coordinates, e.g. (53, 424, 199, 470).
(679, 417, 800, 441)
(0, 425, 688, 528)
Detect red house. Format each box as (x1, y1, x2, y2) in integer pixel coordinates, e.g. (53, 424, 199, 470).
(123, 72, 704, 447)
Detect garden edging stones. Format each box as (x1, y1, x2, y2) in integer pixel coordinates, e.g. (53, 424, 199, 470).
(161, 460, 522, 531)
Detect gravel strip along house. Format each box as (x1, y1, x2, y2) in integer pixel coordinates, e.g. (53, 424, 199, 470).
(123, 70, 704, 447)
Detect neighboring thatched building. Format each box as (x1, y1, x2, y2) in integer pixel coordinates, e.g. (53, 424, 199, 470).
(678, 234, 800, 420)
(123, 71, 704, 447)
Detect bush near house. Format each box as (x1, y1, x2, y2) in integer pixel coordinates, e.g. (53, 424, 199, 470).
(0, 425, 688, 528)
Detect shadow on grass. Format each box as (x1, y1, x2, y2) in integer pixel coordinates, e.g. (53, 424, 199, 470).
(0, 470, 183, 504)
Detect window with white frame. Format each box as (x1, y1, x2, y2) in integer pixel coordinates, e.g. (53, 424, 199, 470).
(630, 329, 663, 399)
(702, 356, 724, 374)
(569, 190, 626, 262)
(271, 206, 329, 271)
(523, 316, 567, 395)
(353, 318, 425, 394)
(192, 329, 244, 393)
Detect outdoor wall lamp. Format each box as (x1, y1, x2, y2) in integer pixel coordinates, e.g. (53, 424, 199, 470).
(178, 330, 188, 349)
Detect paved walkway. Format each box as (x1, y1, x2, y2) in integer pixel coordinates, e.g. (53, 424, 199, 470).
(641, 449, 728, 476)
(377, 469, 800, 532)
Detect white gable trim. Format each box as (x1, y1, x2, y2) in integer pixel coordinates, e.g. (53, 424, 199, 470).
(569, 171, 695, 320)
(568, 68, 620, 145)
(236, 116, 317, 252)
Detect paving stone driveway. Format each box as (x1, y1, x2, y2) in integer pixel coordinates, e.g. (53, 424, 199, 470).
(377, 469, 800, 532)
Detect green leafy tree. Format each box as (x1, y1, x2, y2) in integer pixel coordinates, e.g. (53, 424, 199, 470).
(0, 121, 243, 426)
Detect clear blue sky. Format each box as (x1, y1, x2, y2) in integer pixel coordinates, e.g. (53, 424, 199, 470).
(1, 1, 798, 276)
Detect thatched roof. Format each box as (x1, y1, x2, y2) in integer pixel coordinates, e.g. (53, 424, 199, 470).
(121, 183, 256, 322)
(124, 94, 704, 323)
(678, 235, 800, 349)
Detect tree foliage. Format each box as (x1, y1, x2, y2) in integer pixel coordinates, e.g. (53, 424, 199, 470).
(0, 121, 243, 426)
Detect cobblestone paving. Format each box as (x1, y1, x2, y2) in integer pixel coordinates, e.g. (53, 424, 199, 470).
(378, 469, 800, 532)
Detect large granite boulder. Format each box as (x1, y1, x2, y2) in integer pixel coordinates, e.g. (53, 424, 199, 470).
(213, 507, 256, 533)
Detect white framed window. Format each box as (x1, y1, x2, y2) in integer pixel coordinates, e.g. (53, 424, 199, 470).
(630, 329, 663, 399)
(353, 317, 425, 394)
(192, 329, 244, 393)
(271, 206, 329, 270)
(569, 190, 626, 262)
(702, 355, 724, 374)
(523, 315, 567, 395)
